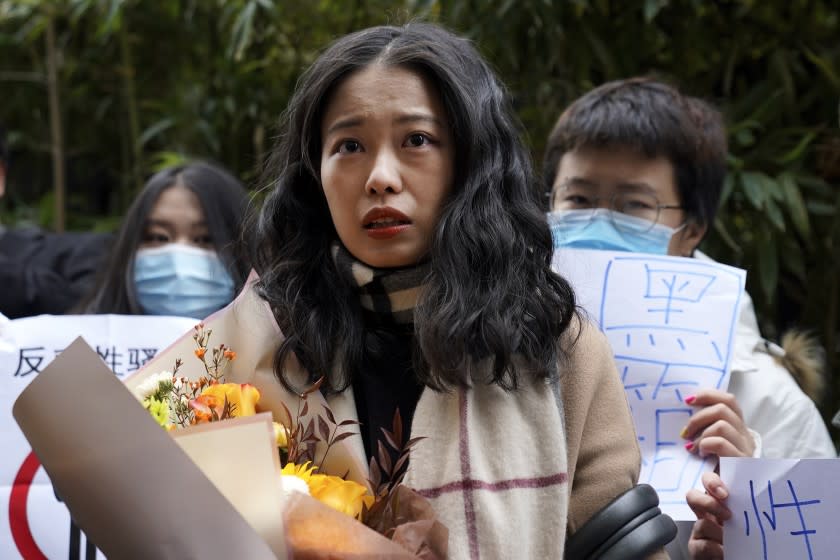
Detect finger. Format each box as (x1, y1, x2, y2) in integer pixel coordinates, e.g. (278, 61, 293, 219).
(686, 489, 732, 521)
(691, 516, 724, 543)
(686, 389, 743, 418)
(691, 420, 753, 457)
(695, 435, 749, 458)
(688, 535, 724, 560)
(701, 471, 726, 495)
(682, 402, 746, 440)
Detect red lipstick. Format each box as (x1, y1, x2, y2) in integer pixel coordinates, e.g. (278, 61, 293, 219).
(362, 207, 411, 239)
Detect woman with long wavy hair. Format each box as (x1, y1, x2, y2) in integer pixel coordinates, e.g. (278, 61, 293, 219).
(251, 22, 648, 558)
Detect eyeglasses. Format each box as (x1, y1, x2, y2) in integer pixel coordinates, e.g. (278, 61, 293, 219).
(551, 184, 683, 233)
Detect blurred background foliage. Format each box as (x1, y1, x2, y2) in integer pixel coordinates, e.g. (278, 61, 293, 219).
(1, 0, 839, 415)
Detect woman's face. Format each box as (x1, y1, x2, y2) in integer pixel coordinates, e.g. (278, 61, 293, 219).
(319, 63, 455, 268)
(139, 183, 213, 250)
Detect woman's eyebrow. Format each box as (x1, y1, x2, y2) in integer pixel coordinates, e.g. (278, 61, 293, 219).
(144, 218, 174, 228)
(325, 116, 364, 135)
(394, 113, 443, 127)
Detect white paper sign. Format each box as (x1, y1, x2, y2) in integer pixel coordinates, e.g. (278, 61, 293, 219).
(721, 458, 840, 559)
(552, 248, 746, 520)
(0, 314, 196, 560)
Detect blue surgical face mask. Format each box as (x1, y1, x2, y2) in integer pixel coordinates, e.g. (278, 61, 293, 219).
(548, 208, 682, 255)
(133, 243, 235, 319)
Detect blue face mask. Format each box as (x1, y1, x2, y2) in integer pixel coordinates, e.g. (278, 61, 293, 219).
(133, 243, 235, 319)
(548, 208, 681, 255)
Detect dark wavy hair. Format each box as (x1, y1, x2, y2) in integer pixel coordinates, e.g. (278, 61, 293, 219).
(253, 22, 577, 394)
(79, 161, 250, 314)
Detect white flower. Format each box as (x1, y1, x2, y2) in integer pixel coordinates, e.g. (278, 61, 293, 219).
(132, 371, 173, 401)
(280, 475, 311, 499)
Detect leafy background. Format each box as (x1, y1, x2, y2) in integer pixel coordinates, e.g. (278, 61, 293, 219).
(2, 0, 839, 428)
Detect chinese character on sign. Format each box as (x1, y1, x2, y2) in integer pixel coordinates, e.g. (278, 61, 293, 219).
(127, 347, 158, 372)
(742, 479, 821, 560)
(13, 347, 46, 377)
(95, 345, 123, 376)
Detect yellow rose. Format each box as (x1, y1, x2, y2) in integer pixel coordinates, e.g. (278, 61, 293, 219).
(201, 383, 260, 417)
(280, 463, 372, 518)
(307, 474, 373, 520)
(194, 383, 260, 422)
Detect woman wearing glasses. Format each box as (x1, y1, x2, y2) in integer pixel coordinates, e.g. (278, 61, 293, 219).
(543, 78, 834, 559)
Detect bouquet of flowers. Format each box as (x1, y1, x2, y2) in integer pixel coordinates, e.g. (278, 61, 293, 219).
(133, 323, 447, 558)
(13, 281, 446, 558)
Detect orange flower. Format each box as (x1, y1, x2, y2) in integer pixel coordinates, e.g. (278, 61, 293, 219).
(191, 382, 260, 423)
(190, 392, 222, 424)
(194, 348, 206, 360)
(223, 350, 237, 361)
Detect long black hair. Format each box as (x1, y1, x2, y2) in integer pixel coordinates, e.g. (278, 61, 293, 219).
(80, 161, 250, 314)
(253, 22, 577, 393)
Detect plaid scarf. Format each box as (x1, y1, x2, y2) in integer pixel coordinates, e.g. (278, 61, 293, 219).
(331, 243, 431, 326)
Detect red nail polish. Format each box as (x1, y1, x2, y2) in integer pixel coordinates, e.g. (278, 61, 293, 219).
(684, 442, 694, 451)
(685, 395, 696, 405)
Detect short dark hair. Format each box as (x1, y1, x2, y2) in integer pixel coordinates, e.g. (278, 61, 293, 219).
(543, 78, 727, 230)
(80, 161, 250, 314)
(253, 22, 577, 394)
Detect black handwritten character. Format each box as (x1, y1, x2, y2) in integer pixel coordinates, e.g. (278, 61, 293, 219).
(13, 346, 46, 377)
(95, 345, 123, 376)
(127, 347, 158, 372)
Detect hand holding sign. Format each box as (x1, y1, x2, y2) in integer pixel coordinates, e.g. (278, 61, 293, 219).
(682, 389, 755, 458)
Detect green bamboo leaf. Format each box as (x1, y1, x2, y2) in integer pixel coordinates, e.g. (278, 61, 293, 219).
(718, 173, 735, 208)
(95, 0, 126, 37)
(764, 197, 786, 232)
(762, 175, 784, 202)
(802, 48, 840, 90)
(769, 49, 795, 106)
(138, 117, 175, 147)
(643, 0, 667, 22)
(796, 174, 832, 196)
(712, 217, 743, 254)
(740, 171, 766, 210)
(581, 24, 617, 78)
(229, 1, 256, 62)
(779, 236, 806, 282)
(805, 201, 836, 216)
(496, 0, 517, 17)
(778, 131, 817, 165)
(778, 172, 810, 238)
(756, 228, 778, 304)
